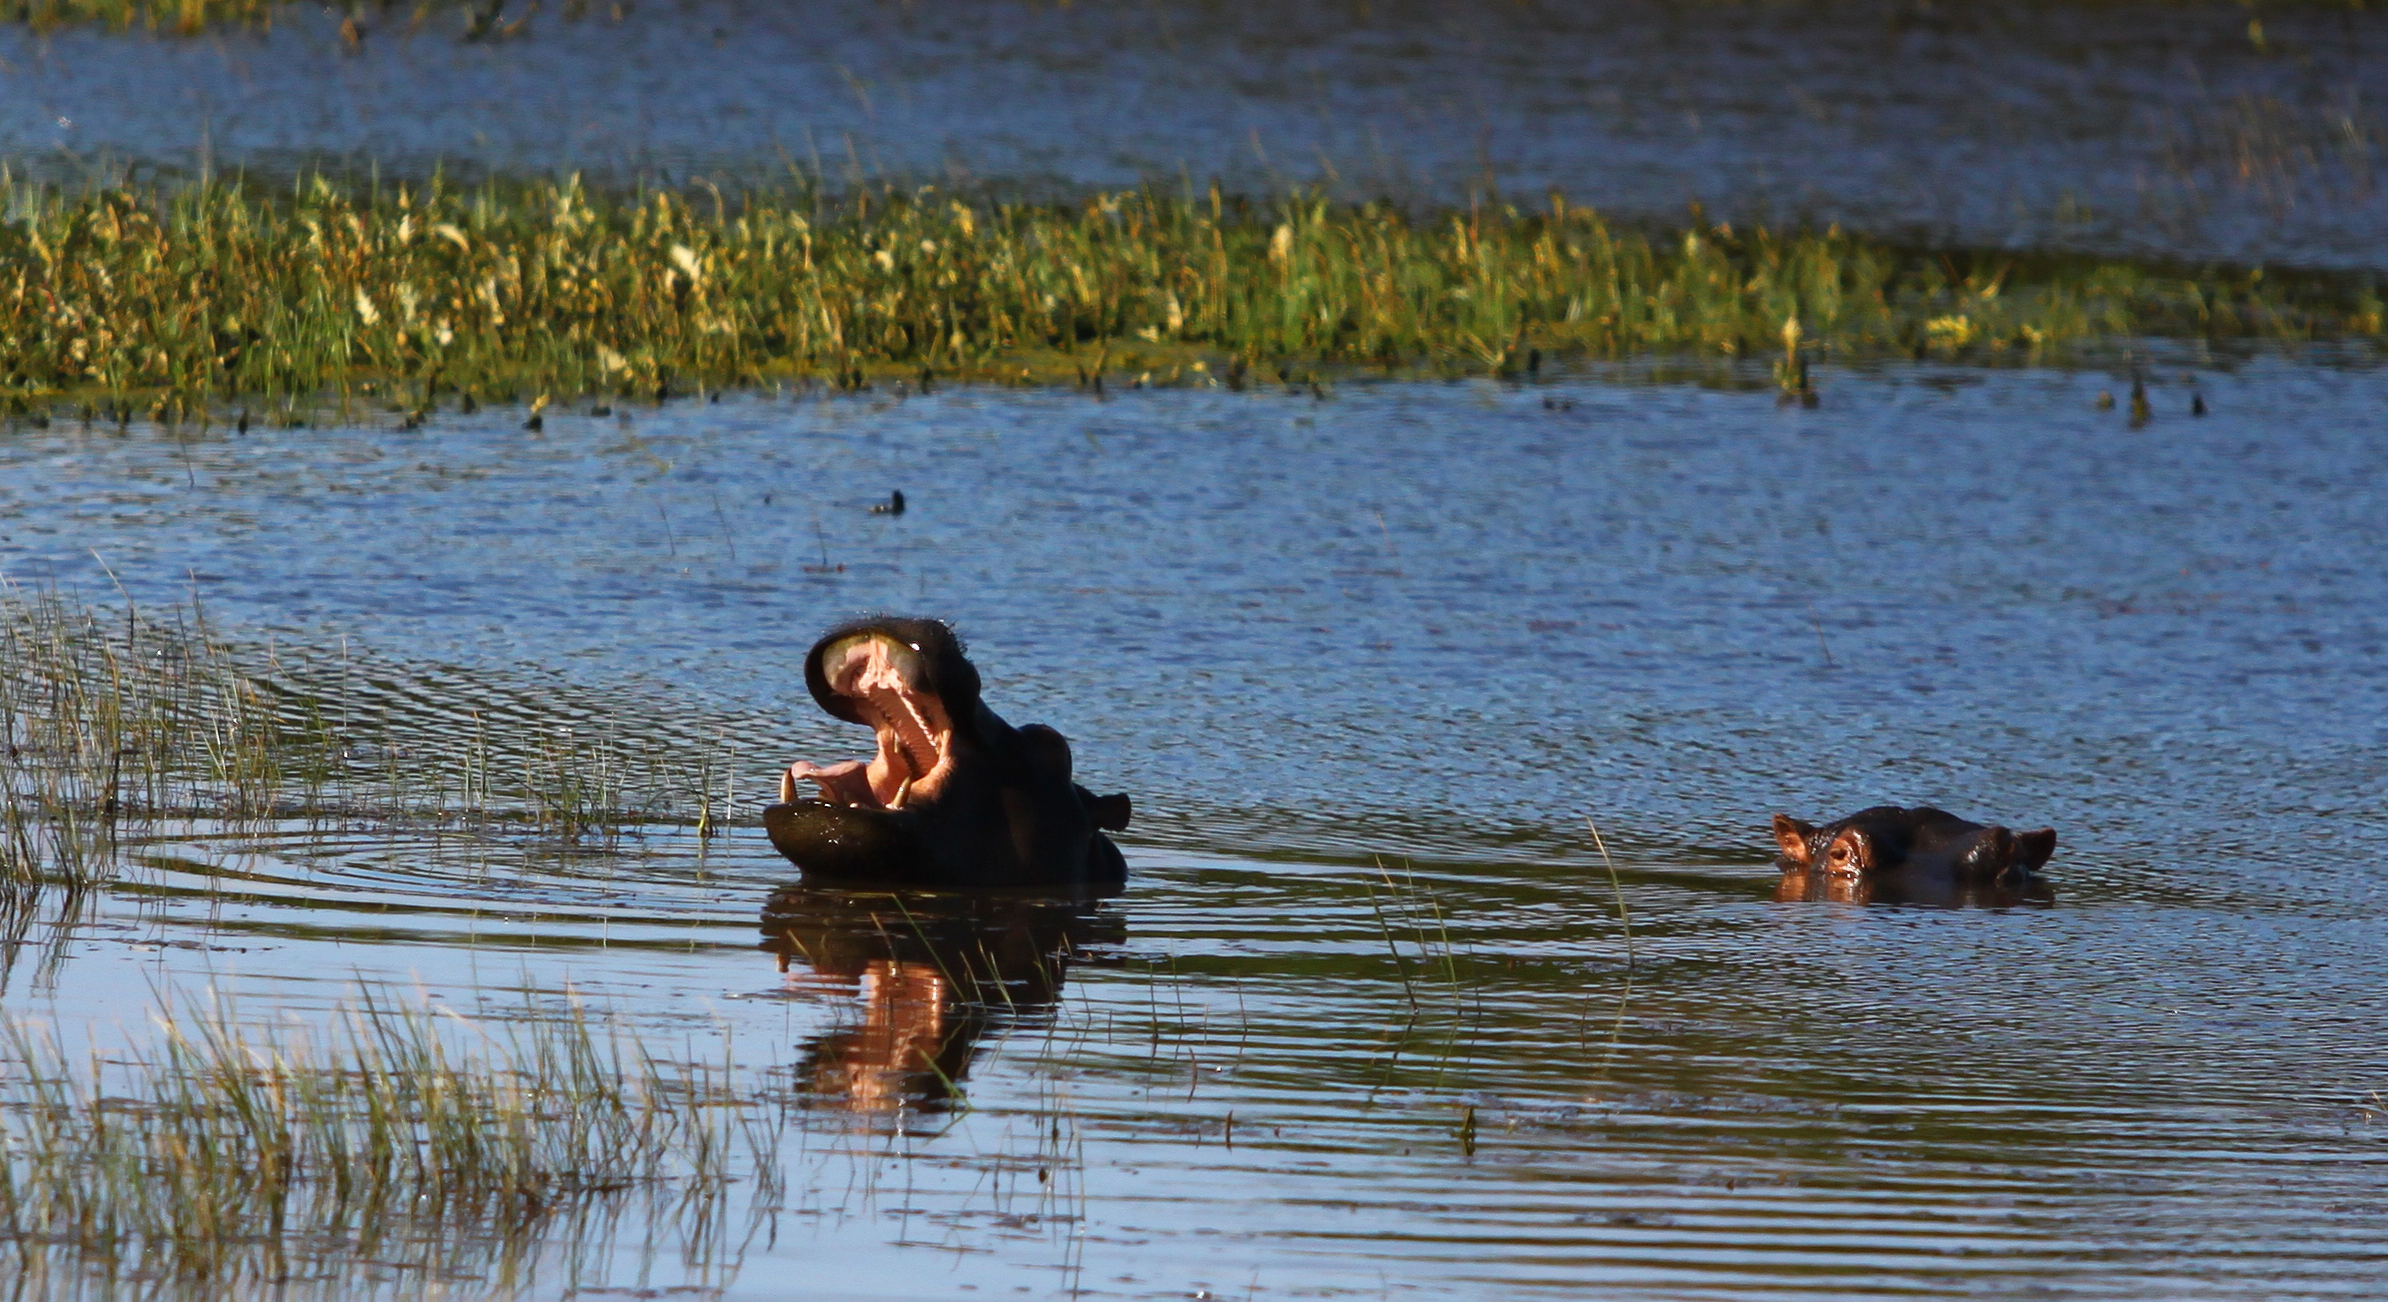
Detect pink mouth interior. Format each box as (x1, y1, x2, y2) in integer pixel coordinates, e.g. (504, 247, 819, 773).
(785, 634, 955, 809)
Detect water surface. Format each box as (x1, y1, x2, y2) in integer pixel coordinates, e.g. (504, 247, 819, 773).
(1, 358, 2384, 1297)
(4, 0, 2384, 267)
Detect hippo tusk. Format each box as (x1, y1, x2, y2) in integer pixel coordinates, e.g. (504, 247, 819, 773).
(889, 775, 912, 810)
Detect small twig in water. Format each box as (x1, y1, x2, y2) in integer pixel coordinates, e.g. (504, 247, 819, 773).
(1804, 597, 1834, 669)
(1587, 816, 1634, 975)
(1582, 815, 1638, 1075)
(1365, 857, 1421, 1013)
(711, 490, 738, 564)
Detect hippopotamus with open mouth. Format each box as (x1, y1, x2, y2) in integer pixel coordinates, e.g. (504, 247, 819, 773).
(763, 618, 1131, 888)
(1771, 806, 2056, 904)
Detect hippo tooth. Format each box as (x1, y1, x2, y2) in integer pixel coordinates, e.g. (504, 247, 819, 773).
(895, 696, 940, 772)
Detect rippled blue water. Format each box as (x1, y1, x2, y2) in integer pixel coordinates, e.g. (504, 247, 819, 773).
(2, 358, 2384, 1298)
(8, 359, 2386, 867)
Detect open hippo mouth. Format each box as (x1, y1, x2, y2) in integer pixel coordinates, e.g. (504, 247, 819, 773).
(766, 617, 1129, 889)
(783, 629, 965, 811)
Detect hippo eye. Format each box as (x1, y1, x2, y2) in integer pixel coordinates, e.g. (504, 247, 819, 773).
(909, 642, 921, 651)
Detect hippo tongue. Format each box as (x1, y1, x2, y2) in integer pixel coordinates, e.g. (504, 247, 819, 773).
(789, 759, 877, 806)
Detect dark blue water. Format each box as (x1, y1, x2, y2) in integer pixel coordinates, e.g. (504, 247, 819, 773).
(3, 0, 2384, 267)
(3, 359, 2384, 1296)
(8, 360, 2385, 875)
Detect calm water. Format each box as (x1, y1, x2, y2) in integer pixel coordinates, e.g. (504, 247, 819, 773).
(3, 0, 2385, 267)
(2, 358, 2384, 1297)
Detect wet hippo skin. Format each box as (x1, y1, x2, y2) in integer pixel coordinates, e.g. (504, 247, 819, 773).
(763, 618, 1131, 888)
(1771, 806, 2056, 905)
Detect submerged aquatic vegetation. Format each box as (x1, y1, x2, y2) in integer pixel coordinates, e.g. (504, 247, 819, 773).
(0, 173, 2377, 422)
(0, 986, 776, 1293)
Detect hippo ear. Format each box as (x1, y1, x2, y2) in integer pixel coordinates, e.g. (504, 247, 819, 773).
(926, 621, 983, 713)
(1771, 814, 1816, 866)
(2015, 828, 2057, 871)
(1087, 792, 1132, 832)
(1973, 826, 2016, 876)
(1017, 724, 1075, 780)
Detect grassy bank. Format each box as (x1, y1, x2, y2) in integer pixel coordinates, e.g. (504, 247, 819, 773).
(4, 0, 564, 39)
(0, 174, 2379, 422)
(4, 0, 460, 34)
(5, 0, 278, 31)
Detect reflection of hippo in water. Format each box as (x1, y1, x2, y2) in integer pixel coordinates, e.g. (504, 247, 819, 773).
(765, 618, 1132, 888)
(1771, 806, 2056, 906)
(759, 884, 1123, 1112)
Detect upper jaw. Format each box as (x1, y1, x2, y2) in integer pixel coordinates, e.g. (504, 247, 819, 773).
(789, 632, 959, 810)
(853, 689, 955, 807)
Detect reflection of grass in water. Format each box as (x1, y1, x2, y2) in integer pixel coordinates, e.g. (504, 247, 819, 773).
(0, 588, 747, 893)
(0, 174, 2378, 423)
(0, 984, 778, 1295)
(0, 886, 89, 995)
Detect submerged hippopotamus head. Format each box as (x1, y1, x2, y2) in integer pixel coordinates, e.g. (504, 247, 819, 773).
(763, 618, 1130, 888)
(1772, 806, 2056, 884)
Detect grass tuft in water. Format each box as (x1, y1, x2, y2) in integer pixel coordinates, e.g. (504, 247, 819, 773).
(0, 173, 2377, 422)
(0, 985, 777, 1291)
(0, 584, 303, 889)
(0, 587, 752, 893)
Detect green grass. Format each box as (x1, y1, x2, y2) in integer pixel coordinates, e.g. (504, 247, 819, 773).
(0, 985, 774, 1290)
(3, 0, 284, 31)
(0, 586, 748, 894)
(1, 174, 2378, 424)
(2, 0, 494, 35)
(0, 585, 300, 889)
